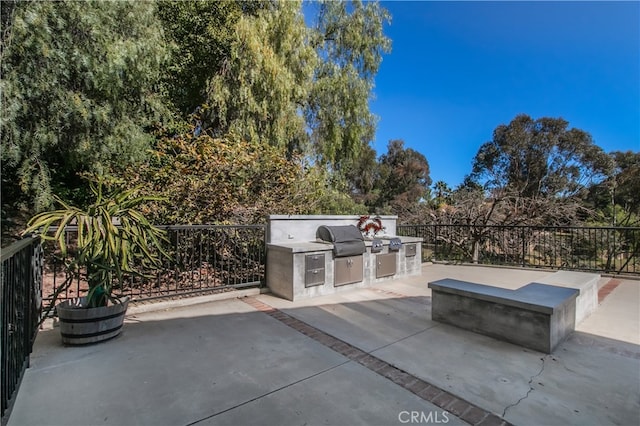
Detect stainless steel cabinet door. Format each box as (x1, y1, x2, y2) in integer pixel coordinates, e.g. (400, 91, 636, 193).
(376, 253, 397, 278)
(334, 255, 363, 286)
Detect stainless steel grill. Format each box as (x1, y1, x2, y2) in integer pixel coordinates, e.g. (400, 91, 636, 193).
(316, 225, 366, 257)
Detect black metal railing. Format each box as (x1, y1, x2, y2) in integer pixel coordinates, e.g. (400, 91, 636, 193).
(43, 224, 266, 313)
(398, 224, 639, 275)
(1, 236, 42, 423)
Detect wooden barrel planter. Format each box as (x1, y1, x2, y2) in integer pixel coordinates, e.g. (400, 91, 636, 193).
(56, 296, 130, 345)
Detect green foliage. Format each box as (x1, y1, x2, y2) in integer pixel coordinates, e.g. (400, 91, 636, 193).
(343, 139, 431, 216)
(471, 114, 613, 198)
(610, 151, 640, 222)
(157, 0, 268, 115)
(307, 0, 391, 169)
(186, 0, 391, 166)
(205, 0, 316, 153)
(23, 176, 168, 308)
(432, 181, 453, 208)
(1, 0, 169, 213)
(344, 143, 380, 206)
(375, 139, 432, 211)
(2, 0, 389, 233)
(122, 128, 364, 225)
(299, 166, 366, 216)
(586, 150, 640, 226)
(462, 114, 618, 227)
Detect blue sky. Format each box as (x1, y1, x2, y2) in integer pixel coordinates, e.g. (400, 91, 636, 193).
(369, 1, 640, 188)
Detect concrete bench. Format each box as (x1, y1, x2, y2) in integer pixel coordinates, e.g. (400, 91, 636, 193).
(428, 279, 579, 353)
(536, 271, 599, 324)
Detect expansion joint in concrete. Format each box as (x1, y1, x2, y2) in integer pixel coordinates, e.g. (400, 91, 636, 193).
(241, 296, 514, 426)
(185, 361, 351, 426)
(369, 327, 434, 355)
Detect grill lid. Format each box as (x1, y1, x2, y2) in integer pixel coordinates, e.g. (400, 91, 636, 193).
(316, 225, 365, 257)
(316, 225, 363, 243)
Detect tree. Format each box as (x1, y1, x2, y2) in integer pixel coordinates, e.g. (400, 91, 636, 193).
(122, 126, 364, 225)
(184, 0, 390, 166)
(611, 151, 640, 224)
(344, 143, 380, 206)
(157, 0, 388, 217)
(471, 114, 613, 199)
(343, 139, 433, 218)
(432, 180, 453, 208)
(204, 0, 316, 154)
(156, 0, 268, 116)
(307, 0, 391, 169)
(427, 185, 569, 264)
(1, 1, 169, 215)
(375, 139, 432, 215)
(587, 150, 640, 226)
(0, 1, 17, 57)
(428, 114, 614, 263)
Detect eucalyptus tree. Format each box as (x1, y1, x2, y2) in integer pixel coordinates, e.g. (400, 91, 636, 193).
(462, 115, 614, 227)
(471, 114, 612, 200)
(436, 114, 614, 264)
(1, 0, 169, 214)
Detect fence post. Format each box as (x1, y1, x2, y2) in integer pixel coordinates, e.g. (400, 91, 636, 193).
(434, 224, 439, 261)
(521, 227, 526, 267)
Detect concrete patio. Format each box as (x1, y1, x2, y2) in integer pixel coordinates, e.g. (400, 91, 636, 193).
(7, 264, 640, 426)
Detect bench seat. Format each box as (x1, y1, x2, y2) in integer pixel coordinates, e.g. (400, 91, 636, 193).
(536, 271, 599, 324)
(428, 279, 579, 353)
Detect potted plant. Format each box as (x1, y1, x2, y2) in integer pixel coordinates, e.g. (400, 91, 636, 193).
(24, 176, 168, 345)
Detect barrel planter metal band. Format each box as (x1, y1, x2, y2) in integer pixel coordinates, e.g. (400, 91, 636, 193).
(56, 296, 130, 345)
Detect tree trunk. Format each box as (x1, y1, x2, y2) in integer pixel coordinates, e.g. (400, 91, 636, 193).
(472, 240, 480, 264)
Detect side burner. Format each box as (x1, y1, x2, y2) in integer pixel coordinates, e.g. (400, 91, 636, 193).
(388, 238, 402, 252)
(370, 239, 384, 253)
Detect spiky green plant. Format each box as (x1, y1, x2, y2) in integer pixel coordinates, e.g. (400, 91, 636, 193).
(24, 176, 168, 308)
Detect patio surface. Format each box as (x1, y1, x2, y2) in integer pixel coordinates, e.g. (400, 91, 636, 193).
(7, 264, 640, 426)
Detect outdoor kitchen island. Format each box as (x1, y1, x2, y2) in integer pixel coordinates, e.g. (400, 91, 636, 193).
(266, 215, 423, 301)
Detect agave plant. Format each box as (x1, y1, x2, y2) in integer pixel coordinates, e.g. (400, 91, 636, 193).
(24, 176, 168, 309)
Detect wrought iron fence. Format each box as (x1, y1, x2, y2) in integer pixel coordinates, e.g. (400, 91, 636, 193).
(43, 224, 266, 314)
(398, 224, 639, 275)
(1, 236, 42, 422)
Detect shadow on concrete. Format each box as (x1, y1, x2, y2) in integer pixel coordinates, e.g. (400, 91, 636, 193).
(9, 298, 460, 426)
(7, 286, 640, 426)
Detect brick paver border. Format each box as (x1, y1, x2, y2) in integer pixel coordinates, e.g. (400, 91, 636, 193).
(241, 296, 511, 426)
(598, 278, 623, 304)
